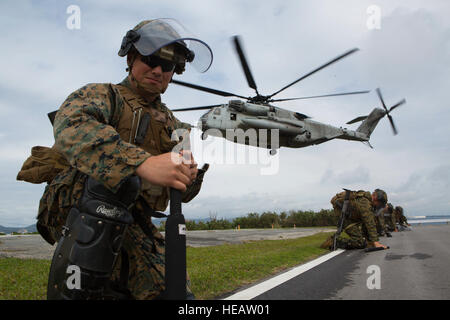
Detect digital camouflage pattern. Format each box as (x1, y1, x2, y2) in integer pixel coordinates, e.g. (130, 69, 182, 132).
(373, 208, 387, 236)
(384, 203, 397, 231)
(394, 206, 408, 225)
(36, 77, 199, 298)
(372, 188, 388, 236)
(109, 201, 193, 299)
(329, 190, 379, 249)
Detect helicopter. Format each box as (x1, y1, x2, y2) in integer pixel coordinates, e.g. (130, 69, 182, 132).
(171, 36, 406, 155)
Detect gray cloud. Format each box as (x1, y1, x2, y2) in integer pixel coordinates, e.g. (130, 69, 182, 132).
(320, 166, 371, 185)
(1, 1, 449, 227)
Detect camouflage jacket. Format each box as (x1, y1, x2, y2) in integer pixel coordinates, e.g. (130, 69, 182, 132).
(331, 190, 379, 243)
(352, 195, 379, 243)
(394, 207, 408, 224)
(383, 205, 397, 229)
(34, 77, 205, 244)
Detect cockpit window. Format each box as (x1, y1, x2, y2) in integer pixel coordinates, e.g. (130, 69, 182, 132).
(213, 108, 221, 115)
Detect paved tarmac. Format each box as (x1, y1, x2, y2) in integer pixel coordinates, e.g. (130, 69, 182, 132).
(182, 227, 333, 247)
(0, 227, 333, 260)
(2, 225, 448, 299)
(246, 224, 450, 300)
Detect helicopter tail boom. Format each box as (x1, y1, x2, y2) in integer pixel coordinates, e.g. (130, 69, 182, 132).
(355, 108, 386, 139)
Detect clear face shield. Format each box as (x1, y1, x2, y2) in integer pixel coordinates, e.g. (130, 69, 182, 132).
(119, 18, 213, 73)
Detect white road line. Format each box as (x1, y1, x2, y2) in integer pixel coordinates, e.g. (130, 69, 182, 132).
(223, 249, 345, 300)
(409, 219, 450, 224)
(0, 234, 37, 238)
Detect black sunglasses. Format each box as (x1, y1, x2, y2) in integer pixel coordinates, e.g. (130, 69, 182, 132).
(141, 54, 176, 72)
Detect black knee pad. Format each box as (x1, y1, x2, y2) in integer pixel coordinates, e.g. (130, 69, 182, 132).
(47, 175, 140, 300)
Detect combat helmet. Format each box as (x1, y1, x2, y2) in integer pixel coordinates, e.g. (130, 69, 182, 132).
(394, 206, 403, 214)
(373, 188, 388, 206)
(118, 18, 213, 74)
(386, 202, 394, 213)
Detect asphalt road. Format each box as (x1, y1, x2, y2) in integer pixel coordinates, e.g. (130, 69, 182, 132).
(4, 225, 447, 300)
(249, 224, 450, 300)
(0, 227, 333, 260)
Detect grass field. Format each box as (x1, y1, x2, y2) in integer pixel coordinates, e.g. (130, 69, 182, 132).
(0, 257, 49, 300)
(0, 231, 333, 300)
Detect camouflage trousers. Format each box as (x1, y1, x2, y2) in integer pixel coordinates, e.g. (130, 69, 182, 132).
(335, 222, 367, 249)
(110, 212, 194, 300)
(374, 215, 386, 236)
(384, 216, 396, 232)
(43, 198, 193, 300)
(38, 171, 193, 299)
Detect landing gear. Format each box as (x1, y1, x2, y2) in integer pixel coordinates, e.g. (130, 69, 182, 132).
(201, 132, 208, 140)
(269, 149, 277, 156)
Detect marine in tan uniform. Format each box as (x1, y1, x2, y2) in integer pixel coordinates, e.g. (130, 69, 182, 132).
(394, 206, 410, 229)
(17, 19, 213, 299)
(383, 203, 397, 232)
(322, 190, 388, 250)
(371, 189, 390, 237)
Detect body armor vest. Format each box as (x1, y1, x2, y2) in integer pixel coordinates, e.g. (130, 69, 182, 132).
(112, 84, 181, 211)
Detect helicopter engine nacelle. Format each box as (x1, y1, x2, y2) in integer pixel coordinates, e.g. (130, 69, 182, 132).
(228, 100, 271, 116)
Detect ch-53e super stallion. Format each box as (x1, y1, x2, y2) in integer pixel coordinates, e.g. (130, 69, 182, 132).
(172, 36, 406, 155)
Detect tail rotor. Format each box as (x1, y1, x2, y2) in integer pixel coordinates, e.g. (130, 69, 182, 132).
(375, 88, 406, 135)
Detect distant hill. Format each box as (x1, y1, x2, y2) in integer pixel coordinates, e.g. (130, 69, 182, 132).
(0, 224, 37, 234)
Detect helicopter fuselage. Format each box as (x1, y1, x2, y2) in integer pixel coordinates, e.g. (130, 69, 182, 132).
(198, 100, 370, 151)
(171, 37, 403, 149)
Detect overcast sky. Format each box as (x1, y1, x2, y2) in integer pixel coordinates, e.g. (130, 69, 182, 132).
(1, 0, 449, 227)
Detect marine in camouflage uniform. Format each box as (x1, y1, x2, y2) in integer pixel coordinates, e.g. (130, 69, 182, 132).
(371, 189, 390, 237)
(45, 79, 197, 299)
(374, 210, 387, 236)
(322, 190, 385, 250)
(394, 206, 409, 227)
(17, 19, 213, 299)
(383, 203, 397, 232)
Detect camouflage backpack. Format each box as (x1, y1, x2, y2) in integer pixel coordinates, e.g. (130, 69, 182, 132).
(330, 190, 372, 220)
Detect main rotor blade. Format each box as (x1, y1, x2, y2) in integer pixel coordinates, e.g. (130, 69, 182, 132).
(171, 79, 248, 100)
(171, 104, 223, 112)
(389, 99, 406, 112)
(268, 48, 360, 99)
(376, 88, 388, 111)
(269, 90, 370, 102)
(387, 114, 398, 135)
(233, 36, 258, 93)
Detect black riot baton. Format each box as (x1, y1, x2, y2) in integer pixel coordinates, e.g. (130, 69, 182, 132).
(165, 126, 207, 299)
(365, 246, 390, 252)
(164, 129, 191, 300)
(165, 187, 187, 299)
